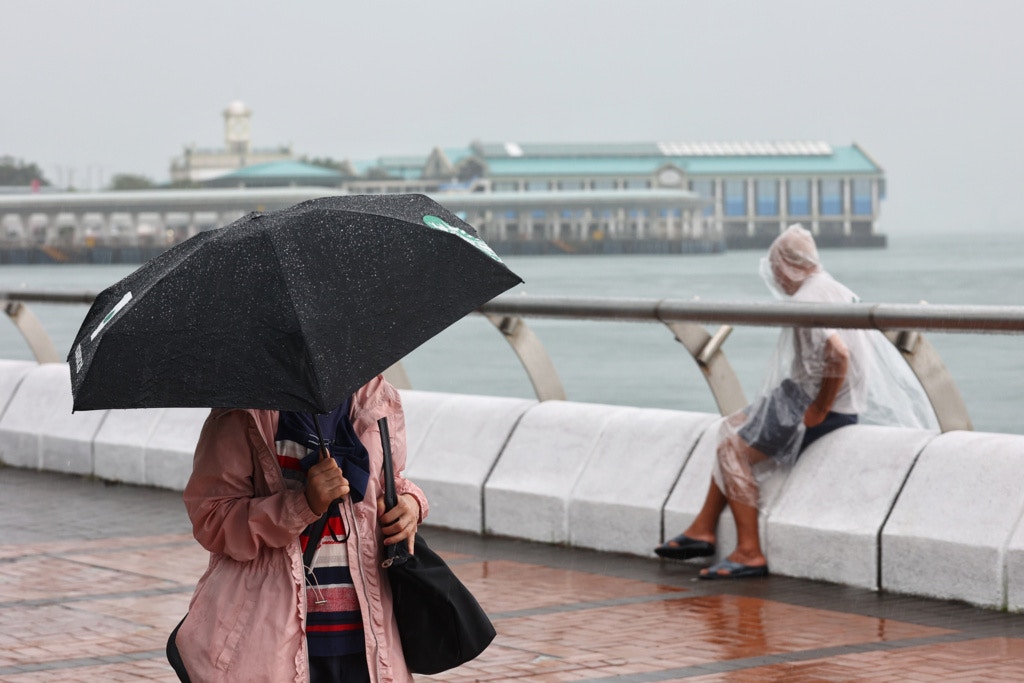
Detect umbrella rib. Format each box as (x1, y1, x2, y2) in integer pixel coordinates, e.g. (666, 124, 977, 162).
(263, 226, 326, 412)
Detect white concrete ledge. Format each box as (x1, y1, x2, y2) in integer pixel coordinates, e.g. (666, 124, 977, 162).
(882, 430, 1024, 608)
(767, 425, 937, 589)
(402, 390, 534, 533)
(0, 360, 35, 414)
(3, 364, 1024, 613)
(569, 407, 715, 556)
(144, 408, 209, 491)
(0, 364, 106, 475)
(93, 407, 166, 485)
(484, 400, 623, 544)
(399, 389, 454, 469)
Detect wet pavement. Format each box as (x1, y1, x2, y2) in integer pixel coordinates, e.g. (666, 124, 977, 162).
(2, 466, 1023, 682)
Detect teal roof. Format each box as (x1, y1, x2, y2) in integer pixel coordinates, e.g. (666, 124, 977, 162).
(681, 146, 880, 175)
(225, 160, 344, 179)
(482, 145, 880, 178)
(475, 141, 663, 157)
(487, 157, 665, 176)
(350, 159, 376, 175)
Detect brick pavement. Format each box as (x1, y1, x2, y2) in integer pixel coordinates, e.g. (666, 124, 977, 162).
(2, 467, 1023, 682)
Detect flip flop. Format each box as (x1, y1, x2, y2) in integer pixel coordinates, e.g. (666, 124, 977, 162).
(654, 534, 716, 560)
(698, 559, 769, 580)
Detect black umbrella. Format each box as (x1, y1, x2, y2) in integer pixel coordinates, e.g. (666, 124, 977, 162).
(68, 194, 523, 413)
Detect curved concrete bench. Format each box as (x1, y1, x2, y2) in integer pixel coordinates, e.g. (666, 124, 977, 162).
(3, 363, 1024, 611)
(568, 406, 716, 556)
(93, 406, 209, 490)
(766, 425, 937, 590)
(0, 363, 108, 476)
(401, 390, 535, 533)
(484, 400, 626, 544)
(882, 429, 1024, 609)
(0, 363, 209, 490)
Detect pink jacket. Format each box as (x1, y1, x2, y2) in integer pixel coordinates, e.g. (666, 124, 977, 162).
(178, 377, 428, 683)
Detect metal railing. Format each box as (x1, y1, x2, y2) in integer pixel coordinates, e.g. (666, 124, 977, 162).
(4, 290, 1023, 433)
(474, 295, 1024, 433)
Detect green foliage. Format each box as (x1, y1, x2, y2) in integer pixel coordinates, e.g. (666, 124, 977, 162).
(0, 155, 50, 186)
(108, 173, 156, 190)
(165, 179, 201, 189)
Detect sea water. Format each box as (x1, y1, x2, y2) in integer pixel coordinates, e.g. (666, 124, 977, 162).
(0, 231, 1020, 434)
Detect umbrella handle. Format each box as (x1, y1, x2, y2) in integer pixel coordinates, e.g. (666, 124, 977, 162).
(312, 414, 328, 461)
(309, 412, 340, 538)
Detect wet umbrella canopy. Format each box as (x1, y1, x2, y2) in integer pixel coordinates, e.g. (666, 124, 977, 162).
(68, 194, 523, 413)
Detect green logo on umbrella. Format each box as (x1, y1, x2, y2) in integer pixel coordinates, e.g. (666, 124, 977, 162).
(422, 215, 502, 262)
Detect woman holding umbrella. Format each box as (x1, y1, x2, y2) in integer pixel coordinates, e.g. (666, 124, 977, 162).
(173, 375, 428, 683)
(65, 194, 522, 681)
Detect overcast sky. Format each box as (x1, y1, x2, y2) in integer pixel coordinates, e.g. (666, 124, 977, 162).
(2, 0, 1021, 235)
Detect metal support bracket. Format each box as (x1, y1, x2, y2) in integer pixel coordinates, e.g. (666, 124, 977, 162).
(485, 314, 566, 401)
(2, 301, 61, 363)
(665, 321, 746, 415)
(884, 330, 972, 432)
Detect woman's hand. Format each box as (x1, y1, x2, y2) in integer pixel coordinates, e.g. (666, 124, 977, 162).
(378, 493, 421, 554)
(304, 455, 350, 516)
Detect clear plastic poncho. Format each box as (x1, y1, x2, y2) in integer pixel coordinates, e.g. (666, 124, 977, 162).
(713, 224, 938, 508)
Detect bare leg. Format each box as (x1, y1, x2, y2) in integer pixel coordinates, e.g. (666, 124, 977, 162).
(677, 479, 728, 545)
(701, 437, 770, 576)
(723, 497, 766, 567)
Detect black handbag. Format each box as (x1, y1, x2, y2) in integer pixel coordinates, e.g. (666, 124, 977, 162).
(166, 615, 191, 682)
(377, 417, 496, 674)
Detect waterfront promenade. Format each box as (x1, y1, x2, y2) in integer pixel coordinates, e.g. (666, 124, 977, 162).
(2, 467, 1024, 682)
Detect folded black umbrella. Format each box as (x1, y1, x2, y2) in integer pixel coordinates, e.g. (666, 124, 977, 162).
(68, 194, 522, 413)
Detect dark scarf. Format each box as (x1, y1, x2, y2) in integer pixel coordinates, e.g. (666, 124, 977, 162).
(275, 398, 370, 503)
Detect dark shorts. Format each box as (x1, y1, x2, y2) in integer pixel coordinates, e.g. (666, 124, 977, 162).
(738, 379, 857, 458)
(801, 411, 858, 450)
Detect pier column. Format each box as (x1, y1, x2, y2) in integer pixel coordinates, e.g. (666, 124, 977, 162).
(39, 214, 58, 244)
(780, 179, 789, 227)
(746, 177, 755, 237)
(17, 214, 31, 243)
(811, 178, 820, 234)
(843, 178, 852, 235)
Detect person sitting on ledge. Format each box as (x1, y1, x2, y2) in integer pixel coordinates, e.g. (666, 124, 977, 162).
(655, 224, 869, 579)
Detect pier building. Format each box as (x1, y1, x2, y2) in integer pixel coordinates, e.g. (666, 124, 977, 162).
(197, 139, 886, 250)
(358, 140, 887, 249)
(0, 100, 887, 258)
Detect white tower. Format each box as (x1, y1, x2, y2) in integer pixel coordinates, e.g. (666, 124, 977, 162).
(223, 100, 252, 156)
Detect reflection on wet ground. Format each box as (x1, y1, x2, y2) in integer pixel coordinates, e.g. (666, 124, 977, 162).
(2, 468, 1023, 682)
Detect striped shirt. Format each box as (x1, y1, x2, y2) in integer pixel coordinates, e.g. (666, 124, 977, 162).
(276, 407, 367, 657)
